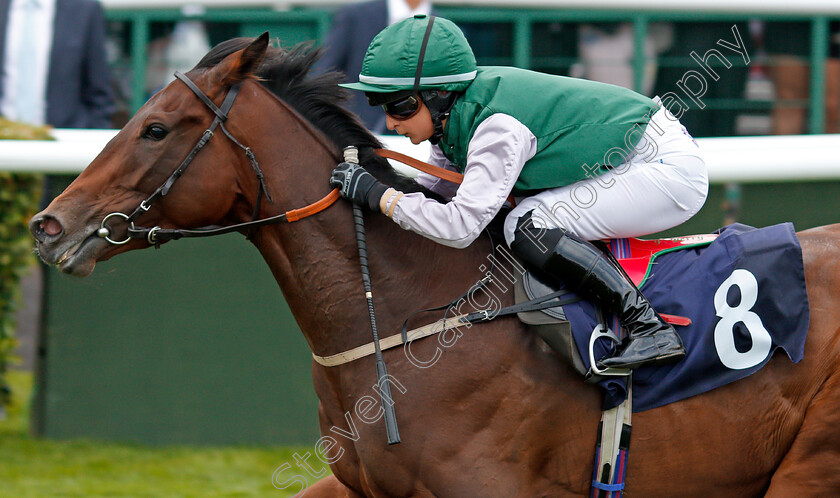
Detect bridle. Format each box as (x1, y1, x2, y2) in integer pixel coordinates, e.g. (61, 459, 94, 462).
(97, 71, 340, 246)
(96, 70, 468, 248)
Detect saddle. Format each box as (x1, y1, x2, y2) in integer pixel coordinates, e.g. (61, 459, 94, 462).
(513, 269, 585, 373)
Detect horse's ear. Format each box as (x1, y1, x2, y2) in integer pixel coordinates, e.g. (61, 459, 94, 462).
(221, 32, 269, 85)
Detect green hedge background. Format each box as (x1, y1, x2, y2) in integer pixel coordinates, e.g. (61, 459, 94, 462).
(0, 118, 49, 412)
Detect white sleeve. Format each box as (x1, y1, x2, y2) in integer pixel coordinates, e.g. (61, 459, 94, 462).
(389, 114, 537, 249)
(414, 146, 460, 199)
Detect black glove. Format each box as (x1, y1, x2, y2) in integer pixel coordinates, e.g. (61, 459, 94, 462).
(330, 162, 389, 211)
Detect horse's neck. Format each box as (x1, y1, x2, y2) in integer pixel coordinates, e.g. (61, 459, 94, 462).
(236, 102, 493, 356)
(256, 197, 493, 357)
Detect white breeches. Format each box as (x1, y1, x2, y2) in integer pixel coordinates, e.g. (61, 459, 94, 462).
(504, 104, 709, 245)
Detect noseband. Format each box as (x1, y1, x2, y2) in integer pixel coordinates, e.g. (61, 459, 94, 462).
(98, 71, 339, 246)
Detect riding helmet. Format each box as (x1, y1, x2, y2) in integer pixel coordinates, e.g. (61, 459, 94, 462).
(341, 15, 476, 142)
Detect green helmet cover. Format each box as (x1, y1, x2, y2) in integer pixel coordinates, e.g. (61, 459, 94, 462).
(340, 15, 477, 94)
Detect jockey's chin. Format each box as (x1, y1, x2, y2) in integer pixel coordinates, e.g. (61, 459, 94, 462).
(408, 134, 426, 145)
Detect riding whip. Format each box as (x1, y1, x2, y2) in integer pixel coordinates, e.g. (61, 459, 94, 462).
(343, 146, 401, 445)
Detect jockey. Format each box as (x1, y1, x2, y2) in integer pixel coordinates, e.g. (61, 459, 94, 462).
(330, 15, 708, 371)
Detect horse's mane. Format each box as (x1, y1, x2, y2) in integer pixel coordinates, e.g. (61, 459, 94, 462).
(194, 38, 428, 195)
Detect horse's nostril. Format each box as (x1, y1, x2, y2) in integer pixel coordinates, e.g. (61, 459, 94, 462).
(41, 217, 63, 236)
(30, 214, 63, 241)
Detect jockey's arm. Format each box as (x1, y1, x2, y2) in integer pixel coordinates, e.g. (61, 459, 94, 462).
(414, 147, 460, 199)
(387, 114, 536, 248)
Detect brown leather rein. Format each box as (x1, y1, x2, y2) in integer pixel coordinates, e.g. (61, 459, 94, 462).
(285, 148, 466, 223)
(292, 148, 464, 222)
(374, 148, 465, 184)
(282, 149, 464, 223)
(112, 146, 460, 245)
(191, 147, 459, 226)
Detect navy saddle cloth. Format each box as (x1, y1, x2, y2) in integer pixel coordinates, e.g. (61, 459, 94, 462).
(560, 223, 810, 412)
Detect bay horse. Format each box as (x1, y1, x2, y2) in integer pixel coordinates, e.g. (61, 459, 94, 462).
(29, 34, 840, 496)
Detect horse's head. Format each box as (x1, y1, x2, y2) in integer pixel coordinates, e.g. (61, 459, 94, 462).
(31, 32, 428, 278)
(30, 34, 272, 276)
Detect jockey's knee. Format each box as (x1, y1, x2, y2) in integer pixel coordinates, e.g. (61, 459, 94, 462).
(510, 210, 565, 266)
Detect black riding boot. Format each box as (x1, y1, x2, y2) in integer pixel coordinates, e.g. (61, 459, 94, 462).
(511, 214, 685, 370)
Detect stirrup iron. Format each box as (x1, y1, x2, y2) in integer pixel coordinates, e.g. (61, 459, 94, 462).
(588, 324, 631, 378)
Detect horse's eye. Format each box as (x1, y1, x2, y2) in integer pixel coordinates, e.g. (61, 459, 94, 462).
(143, 124, 168, 141)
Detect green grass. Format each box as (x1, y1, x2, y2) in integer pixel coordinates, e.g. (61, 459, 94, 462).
(0, 371, 322, 497)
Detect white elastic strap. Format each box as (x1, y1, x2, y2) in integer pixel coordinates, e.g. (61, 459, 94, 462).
(359, 71, 477, 87)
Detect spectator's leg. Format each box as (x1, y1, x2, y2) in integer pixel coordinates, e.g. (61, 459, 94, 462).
(769, 55, 810, 135)
(823, 58, 840, 133)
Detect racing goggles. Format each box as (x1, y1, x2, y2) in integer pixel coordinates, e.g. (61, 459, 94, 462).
(382, 94, 421, 120)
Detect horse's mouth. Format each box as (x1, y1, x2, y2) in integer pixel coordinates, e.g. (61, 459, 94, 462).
(51, 231, 108, 276)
